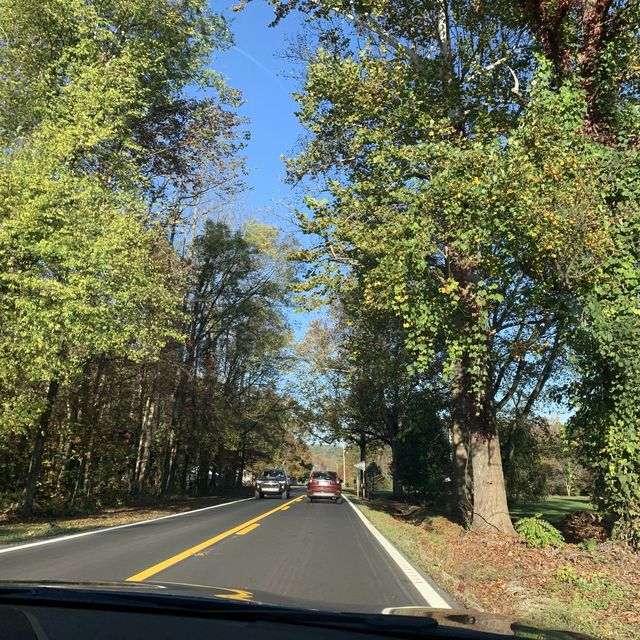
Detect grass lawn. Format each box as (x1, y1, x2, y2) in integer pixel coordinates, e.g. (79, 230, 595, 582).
(510, 495, 597, 523)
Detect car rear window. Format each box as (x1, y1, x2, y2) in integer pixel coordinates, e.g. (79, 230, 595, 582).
(311, 471, 337, 481)
(260, 470, 285, 479)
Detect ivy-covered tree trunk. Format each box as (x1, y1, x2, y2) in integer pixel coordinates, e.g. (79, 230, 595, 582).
(450, 363, 472, 524)
(21, 379, 60, 516)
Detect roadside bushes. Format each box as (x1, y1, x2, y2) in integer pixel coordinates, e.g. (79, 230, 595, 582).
(515, 515, 565, 549)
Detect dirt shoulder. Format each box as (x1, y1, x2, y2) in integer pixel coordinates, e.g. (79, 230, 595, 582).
(0, 494, 251, 547)
(352, 498, 639, 640)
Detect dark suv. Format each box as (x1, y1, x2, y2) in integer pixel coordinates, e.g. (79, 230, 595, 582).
(255, 469, 290, 499)
(307, 470, 342, 503)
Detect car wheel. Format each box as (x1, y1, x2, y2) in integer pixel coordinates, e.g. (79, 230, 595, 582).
(286, 491, 291, 499)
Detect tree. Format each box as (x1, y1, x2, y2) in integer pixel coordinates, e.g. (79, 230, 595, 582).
(0, 0, 258, 513)
(269, 0, 639, 539)
(277, 1, 539, 532)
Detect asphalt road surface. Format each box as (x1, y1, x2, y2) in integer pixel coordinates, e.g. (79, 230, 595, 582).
(0, 488, 452, 613)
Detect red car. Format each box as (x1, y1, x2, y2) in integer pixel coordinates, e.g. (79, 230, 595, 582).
(307, 470, 343, 504)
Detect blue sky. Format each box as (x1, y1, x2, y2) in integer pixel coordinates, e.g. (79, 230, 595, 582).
(215, 2, 305, 231)
(213, 3, 322, 339)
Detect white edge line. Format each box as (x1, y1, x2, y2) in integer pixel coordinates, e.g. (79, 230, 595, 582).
(344, 496, 452, 609)
(0, 497, 255, 555)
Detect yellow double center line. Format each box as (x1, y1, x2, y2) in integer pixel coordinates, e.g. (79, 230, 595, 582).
(127, 495, 304, 582)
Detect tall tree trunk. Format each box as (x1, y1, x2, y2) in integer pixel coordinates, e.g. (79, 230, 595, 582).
(467, 375, 514, 533)
(160, 431, 175, 496)
(179, 451, 190, 494)
(389, 439, 403, 500)
(82, 432, 94, 496)
(197, 451, 210, 496)
(470, 416, 514, 533)
(54, 398, 75, 494)
(358, 432, 367, 496)
(450, 254, 514, 533)
(134, 389, 156, 495)
(21, 379, 60, 515)
(162, 435, 178, 496)
(450, 362, 472, 523)
(236, 434, 247, 489)
(55, 435, 72, 494)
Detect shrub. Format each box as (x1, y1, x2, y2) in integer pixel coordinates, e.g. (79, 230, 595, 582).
(515, 514, 565, 549)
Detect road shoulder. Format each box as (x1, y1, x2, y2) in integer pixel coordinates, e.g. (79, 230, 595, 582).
(345, 496, 457, 609)
(0, 495, 253, 551)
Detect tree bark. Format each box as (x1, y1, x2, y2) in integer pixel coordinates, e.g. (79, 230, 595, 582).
(134, 388, 156, 495)
(469, 384, 515, 533)
(82, 432, 94, 496)
(236, 434, 247, 489)
(449, 254, 514, 534)
(197, 451, 211, 496)
(21, 379, 60, 516)
(389, 439, 403, 499)
(470, 422, 515, 533)
(450, 362, 472, 524)
(160, 432, 177, 497)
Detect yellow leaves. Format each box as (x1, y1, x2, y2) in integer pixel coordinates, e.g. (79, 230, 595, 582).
(529, 230, 538, 238)
(439, 280, 457, 295)
(542, 210, 559, 228)
(472, 176, 480, 186)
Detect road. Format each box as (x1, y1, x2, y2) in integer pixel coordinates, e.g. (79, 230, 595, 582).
(0, 488, 453, 613)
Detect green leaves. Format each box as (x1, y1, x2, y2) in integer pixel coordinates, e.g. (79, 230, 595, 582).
(288, 0, 640, 537)
(0, 0, 232, 430)
(515, 515, 565, 549)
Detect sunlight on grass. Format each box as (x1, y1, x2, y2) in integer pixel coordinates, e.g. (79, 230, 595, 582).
(510, 496, 597, 522)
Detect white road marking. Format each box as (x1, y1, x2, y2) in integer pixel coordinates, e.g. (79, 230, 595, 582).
(344, 496, 452, 609)
(0, 497, 255, 555)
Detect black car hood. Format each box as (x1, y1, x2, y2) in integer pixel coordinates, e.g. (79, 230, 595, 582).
(384, 607, 596, 639)
(0, 579, 296, 607)
(0, 581, 597, 640)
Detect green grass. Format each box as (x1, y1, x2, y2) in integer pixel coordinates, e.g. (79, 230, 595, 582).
(509, 495, 596, 523)
(0, 522, 83, 545)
